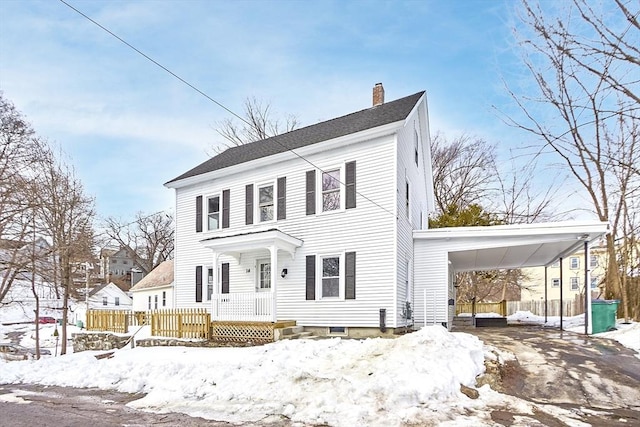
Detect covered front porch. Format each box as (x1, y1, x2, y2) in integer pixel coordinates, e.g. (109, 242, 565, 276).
(201, 229, 303, 323)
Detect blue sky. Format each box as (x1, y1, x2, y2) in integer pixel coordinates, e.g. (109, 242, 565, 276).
(1, 0, 549, 221)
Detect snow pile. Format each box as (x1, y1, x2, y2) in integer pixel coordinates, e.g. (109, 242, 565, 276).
(0, 326, 486, 426)
(597, 322, 640, 358)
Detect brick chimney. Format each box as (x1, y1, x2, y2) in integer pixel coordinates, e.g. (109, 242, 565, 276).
(373, 83, 384, 106)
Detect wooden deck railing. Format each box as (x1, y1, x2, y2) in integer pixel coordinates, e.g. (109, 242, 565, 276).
(212, 292, 273, 322)
(456, 300, 507, 317)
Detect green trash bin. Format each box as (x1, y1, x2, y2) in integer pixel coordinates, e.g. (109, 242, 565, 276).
(591, 300, 619, 333)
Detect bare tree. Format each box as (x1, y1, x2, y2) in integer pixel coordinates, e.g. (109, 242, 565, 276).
(211, 97, 299, 153)
(430, 132, 498, 213)
(508, 0, 640, 320)
(34, 146, 95, 355)
(0, 93, 47, 304)
(104, 211, 174, 276)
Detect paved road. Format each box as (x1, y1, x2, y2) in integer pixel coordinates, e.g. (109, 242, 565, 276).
(470, 325, 640, 426)
(0, 383, 292, 427)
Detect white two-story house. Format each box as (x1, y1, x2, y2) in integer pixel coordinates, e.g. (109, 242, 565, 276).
(165, 84, 435, 336)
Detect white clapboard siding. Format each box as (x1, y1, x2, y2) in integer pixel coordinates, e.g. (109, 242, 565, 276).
(413, 238, 451, 327)
(172, 133, 402, 327)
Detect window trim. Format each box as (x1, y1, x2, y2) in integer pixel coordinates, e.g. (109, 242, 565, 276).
(257, 182, 275, 223)
(570, 257, 580, 269)
(589, 255, 598, 268)
(570, 277, 580, 291)
(206, 193, 221, 231)
(321, 168, 342, 213)
(551, 278, 560, 287)
(317, 253, 344, 300)
(256, 259, 272, 291)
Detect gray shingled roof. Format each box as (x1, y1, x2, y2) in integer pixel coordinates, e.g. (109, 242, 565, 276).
(166, 91, 425, 184)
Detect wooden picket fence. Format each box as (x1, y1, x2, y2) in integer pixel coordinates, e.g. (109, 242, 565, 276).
(86, 310, 129, 333)
(150, 308, 211, 339)
(86, 309, 211, 339)
(507, 296, 586, 317)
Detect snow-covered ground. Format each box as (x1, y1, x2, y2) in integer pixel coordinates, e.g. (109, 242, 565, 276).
(1, 302, 638, 426)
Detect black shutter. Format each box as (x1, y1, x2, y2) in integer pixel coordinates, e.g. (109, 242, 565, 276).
(277, 177, 286, 220)
(245, 184, 254, 225)
(306, 170, 315, 215)
(345, 161, 356, 209)
(195, 196, 203, 232)
(305, 255, 316, 300)
(222, 189, 230, 228)
(195, 266, 203, 302)
(345, 252, 356, 299)
(221, 263, 230, 294)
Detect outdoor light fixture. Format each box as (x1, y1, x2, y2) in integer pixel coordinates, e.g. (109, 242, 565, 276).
(281, 268, 288, 278)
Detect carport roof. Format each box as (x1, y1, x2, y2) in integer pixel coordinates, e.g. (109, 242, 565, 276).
(414, 221, 609, 271)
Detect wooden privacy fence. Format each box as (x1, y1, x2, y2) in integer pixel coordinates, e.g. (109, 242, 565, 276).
(86, 310, 129, 333)
(456, 300, 507, 317)
(150, 308, 211, 339)
(507, 296, 585, 317)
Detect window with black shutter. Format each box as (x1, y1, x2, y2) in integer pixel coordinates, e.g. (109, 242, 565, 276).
(245, 184, 254, 225)
(306, 171, 315, 215)
(305, 255, 315, 300)
(195, 196, 203, 232)
(195, 266, 203, 302)
(277, 177, 286, 220)
(345, 161, 356, 209)
(222, 189, 230, 228)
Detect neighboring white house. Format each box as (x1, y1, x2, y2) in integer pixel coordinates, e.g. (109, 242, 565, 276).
(130, 260, 174, 311)
(87, 282, 132, 310)
(165, 84, 434, 336)
(166, 83, 609, 336)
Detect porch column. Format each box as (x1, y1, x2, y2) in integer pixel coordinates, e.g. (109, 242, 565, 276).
(559, 257, 563, 331)
(269, 245, 278, 322)
(211, 251, 220, 319)
(584, 241, 591, 335)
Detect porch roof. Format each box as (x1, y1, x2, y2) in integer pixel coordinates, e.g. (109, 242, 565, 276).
(414, 221, 609, 272)
(200, 229, 303, 258)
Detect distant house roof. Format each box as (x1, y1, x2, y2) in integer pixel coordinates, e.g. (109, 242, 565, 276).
(130, 260, 174, 292)
(166, 91, 425, 184)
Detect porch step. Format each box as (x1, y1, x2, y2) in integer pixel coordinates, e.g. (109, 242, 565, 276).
(274, 326, 317, 341)
(451, 316, 475, 330)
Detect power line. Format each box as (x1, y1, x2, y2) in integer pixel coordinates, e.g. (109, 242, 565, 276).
(58, 0, 396, 218)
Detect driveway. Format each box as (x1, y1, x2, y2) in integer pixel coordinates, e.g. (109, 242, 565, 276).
(470, 325, 640, 426)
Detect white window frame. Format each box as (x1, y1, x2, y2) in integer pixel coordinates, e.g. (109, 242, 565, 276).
(206, 193, 221, 231)
(551, 278, 560, 287)
(102, 296, 108, 306)
(148, 295, 151, 310)
(319, 165, 344, 213)
(551, 260, 560, 268)
(256, 259, 272, 291)
(115, 297, 120, 306)
(570, 257, 579, 269)
(590, 255, 598, 268)
(570, 277, 579, 291)
(257, 182, 275, 222)
(206, 267, 214, 300)
(590, 276, 598, 289)
(154, 295, 158, 309)
(317, 253, 344, 299)
(162, 291, 167, 307)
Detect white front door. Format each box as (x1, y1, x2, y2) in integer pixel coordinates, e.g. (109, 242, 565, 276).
(257, 259, 271, 291)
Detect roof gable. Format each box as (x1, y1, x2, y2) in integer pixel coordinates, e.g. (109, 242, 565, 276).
(130, 260, 174, 291)
(166, 91, 425, 185)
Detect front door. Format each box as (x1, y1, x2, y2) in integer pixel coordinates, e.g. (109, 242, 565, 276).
(257, 259, 271, 291)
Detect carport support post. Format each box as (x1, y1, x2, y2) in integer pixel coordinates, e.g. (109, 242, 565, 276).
(559, 257, 563, 331)
(584, 241, 591, 335)
(544, 266, 548, 323)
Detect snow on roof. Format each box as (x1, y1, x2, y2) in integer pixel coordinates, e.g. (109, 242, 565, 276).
(130, 260, 174, 292)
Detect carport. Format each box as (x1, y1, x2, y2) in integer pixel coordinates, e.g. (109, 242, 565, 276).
(413, 221, 609, 334)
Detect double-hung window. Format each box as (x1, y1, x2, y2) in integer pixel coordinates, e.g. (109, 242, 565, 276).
(207, 268, 214, 300)
(590, 255, 598, 267)
(322, 170, 341, 211)
(552, 278, 560, 287)
(259, 184, 274, 222)
(321, 256, 340, 297)
(102, 296, 108, 306)
(207, 195, 220, 230)
(570, 277, 579, 290)
(570, 257, 579, 269)
(590, 276, 598, 289)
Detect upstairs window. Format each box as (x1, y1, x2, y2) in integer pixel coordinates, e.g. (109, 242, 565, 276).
(102, 296, 108, 306)
(259, 184, 274, 221)
(570, 257, 579, 269)
(207, 195, 220, 230)
(590, 255, 598, 267)
(322, 170, 340, 211)
(570, 277, 579, 290)
(115, 297, 120, 306)
(552, 278, 560, 287)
